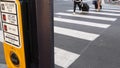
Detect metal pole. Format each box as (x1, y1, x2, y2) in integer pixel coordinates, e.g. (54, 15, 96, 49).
(27, 0, 54, 68)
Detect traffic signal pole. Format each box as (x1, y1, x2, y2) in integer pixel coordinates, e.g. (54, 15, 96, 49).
(0, 0, 54, 68)
(26, 0, 54, 68)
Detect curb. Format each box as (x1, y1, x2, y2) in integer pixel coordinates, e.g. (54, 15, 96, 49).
(0, 64, 7, 68)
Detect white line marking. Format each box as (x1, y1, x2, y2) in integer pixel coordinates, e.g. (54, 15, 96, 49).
(90, 9, 120, 13)
(55, 47, 80, 68)
(54, 26, 100, 41)
(63, 0, 69, 1)
(0, 30, 3, 42)
(67, 10, 120, 16)
(90, 5, 120, 10)
(55, 12, 117, 21)
(54, 17, 111, 28)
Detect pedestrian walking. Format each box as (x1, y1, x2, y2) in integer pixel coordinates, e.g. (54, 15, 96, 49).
(97, 0, 102, 11)
(73, 0, 82, 14)
(92, 0, 102, 11)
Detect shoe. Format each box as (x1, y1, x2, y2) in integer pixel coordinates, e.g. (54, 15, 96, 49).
(96, 9, 100, 12)
(81, 11, 85, 13)
(73, 12, 75, 14)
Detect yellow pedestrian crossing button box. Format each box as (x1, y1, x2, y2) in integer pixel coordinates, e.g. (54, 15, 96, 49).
(1, 2, 20, 47)
(0, 0, 26, 68)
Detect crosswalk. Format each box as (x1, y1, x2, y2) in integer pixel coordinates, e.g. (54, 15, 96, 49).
(54, 8, 120, 68)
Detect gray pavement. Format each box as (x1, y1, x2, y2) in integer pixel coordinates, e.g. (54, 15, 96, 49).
(0, 64, 7, 68)
(69, 18, 120, 68)
(105, 0, 120, 5)
(0, 43, 5, 63)
(0, 42, 7, 68)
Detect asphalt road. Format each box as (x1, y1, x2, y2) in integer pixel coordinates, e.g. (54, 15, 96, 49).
(1, 0, 120, 68)
(54, 0, 120, 68)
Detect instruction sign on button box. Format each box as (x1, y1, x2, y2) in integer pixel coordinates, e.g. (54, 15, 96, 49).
(0, 2, 16, 14)
(3, 23, 19, 35)
(4, 32, 20, 46)
(2, 13, 17, 25)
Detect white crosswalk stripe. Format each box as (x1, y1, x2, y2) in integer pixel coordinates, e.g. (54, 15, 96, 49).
(90, 9, 120, 13)
(55, 12, 117, 21)
(55, 47, 80, 68)
(54, 26, 100, 41)
(54, 17, 111, 28)
(67, 10, 120, 16)
(90, 5, 120, 10)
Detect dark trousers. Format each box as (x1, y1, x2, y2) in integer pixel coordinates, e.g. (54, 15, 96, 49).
(94, 1, 102, 9)
(74, 1, 81, 12)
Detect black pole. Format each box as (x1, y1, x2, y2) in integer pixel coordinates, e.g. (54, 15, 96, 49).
(21, 0, 54, 68)
(35, 0, 54, 68)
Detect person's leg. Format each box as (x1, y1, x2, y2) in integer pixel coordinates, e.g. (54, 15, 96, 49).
(77, 2, 81, 11)
(97, 0, 101, 11)
(100, 5, 102, 9)
(73, 1, 77, 14)
(95, 2, 98, 9)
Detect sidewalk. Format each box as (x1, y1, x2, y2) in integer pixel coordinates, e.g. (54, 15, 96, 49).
(0, 42, 7, 68)
(105, 0, 120, 5)
(0, 64, 7, 68)
(0, 31, 6, 68)
(0, 31, 3, 42)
